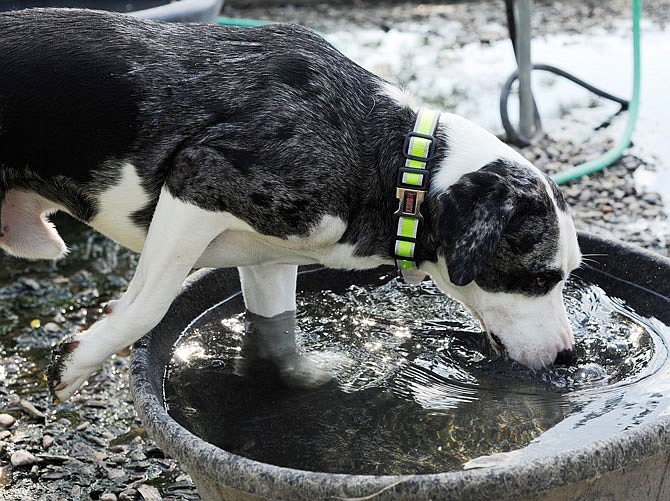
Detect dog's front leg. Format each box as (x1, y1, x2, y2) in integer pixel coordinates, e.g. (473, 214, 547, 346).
(238, 263, 330, 387)
(48, 187, 226, 402)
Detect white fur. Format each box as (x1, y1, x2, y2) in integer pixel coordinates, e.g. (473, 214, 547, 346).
(431, 113, 534, 193)
(239, 264, 298, 317)
(89, 163, 151, 252)
(196, 214, 382, 270)
(381, 82, 418, 110)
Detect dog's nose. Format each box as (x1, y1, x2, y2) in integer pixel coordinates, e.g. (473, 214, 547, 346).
(555, 348, 578, 366)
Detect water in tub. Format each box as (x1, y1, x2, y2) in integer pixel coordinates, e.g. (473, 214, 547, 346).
(165, 275, 670, 475)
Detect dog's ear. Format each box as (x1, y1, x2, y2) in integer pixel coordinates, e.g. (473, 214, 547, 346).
(437, 166, 516, 286)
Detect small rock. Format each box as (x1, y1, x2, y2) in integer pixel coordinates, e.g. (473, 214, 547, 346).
(118, 488, 138, 501)
(0, 414, 16, 428)
(0, 430, 11, 440)
(105, 466, 128, 482)
(137, 484, 162, 501)
(642, 208, 662, 218)
(43, 322, 62, 333)
(84, 400, 108, 408)
(11, 450, 37, 467)
(20, 399, 46, 420)
(6, 395, 22, 406)
(41, 470, 69, 481)
(42, 435, 55, 450)
(110, 454, 126, 464)
(71, 485, 81, 497)
(30, 464, 40, 479)
(52, 312, 66, 323)
(578, 189, 593, 202)
(76, 421, 90, 432)
(21, 278, 41, 290)
(100, 494, 118, 501)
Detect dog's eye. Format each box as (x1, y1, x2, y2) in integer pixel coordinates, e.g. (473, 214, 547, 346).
(536, 276, 547, 288)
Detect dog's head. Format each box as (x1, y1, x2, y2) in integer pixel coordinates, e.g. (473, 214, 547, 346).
(422, 115, 581, 369)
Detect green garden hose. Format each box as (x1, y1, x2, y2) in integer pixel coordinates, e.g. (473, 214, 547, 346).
(216, 16, 269, 27)
(551, 0, 642, 184)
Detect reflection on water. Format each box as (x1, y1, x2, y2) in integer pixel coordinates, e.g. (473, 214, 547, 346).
(164, 276, 669, 475)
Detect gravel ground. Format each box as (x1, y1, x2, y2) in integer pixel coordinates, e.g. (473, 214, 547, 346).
(1, 1, 668, 500)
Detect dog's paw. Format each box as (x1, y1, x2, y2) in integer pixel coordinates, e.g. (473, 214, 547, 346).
(47, 337, 101, 403)
(277, 354, 332, 389)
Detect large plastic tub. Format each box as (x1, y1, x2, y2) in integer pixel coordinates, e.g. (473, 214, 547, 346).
(130, 233, 670, 500)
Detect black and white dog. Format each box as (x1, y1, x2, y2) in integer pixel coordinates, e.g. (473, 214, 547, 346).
(0, 9, 581, 402)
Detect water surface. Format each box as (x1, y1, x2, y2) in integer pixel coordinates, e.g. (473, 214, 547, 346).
(165, 275, 669, 475)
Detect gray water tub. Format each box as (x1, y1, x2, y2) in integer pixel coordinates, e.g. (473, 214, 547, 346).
(0, 0, 223, 22)
(130, 233, 670, 500)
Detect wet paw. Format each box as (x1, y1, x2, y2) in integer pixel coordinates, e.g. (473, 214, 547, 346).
(278, 355, 332, 389)
(47, 338, 99, 403)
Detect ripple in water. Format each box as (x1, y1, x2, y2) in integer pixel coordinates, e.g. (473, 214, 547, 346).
(164, 276, 670, 475)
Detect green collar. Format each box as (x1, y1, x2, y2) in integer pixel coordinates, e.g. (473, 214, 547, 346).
(393, 108, 440, 282)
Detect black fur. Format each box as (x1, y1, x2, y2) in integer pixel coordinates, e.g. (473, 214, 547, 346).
(439, 160, 562, 295)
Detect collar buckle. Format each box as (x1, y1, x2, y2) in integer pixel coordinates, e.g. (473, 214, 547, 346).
(395, 187, 425, 220)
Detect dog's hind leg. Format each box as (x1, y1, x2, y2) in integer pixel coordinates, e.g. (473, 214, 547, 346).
(239, 263, 331, 387)
(48, 186, 227, 401)
(0, 189, 67, 260)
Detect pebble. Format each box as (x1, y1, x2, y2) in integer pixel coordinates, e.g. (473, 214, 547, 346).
(137, 484, 162, 501)
(0, 414, 16, 428)
(0, 430, 11, 440)
(11, 450, 38, 467)
(76, 421, 90, 431)
(118, 488, 138, 501)
(20, 399, 46, 420)
(42, 435, 55, 450)
(100, 493, 118, 501)
(43, 322, 63, 333)
(41, 470, 69, 481)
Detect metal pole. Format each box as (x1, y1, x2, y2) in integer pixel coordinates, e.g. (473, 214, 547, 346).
(515, 0, 535, 141)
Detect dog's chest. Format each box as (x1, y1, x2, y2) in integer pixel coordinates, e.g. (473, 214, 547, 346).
(89, 163, 151, 252)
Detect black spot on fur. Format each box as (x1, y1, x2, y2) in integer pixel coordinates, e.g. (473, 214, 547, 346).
(276, 124, 296, 141)
(131, 203, 155, 230)
(271, 54, 314, 91)
(250, 192, 272, 206)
